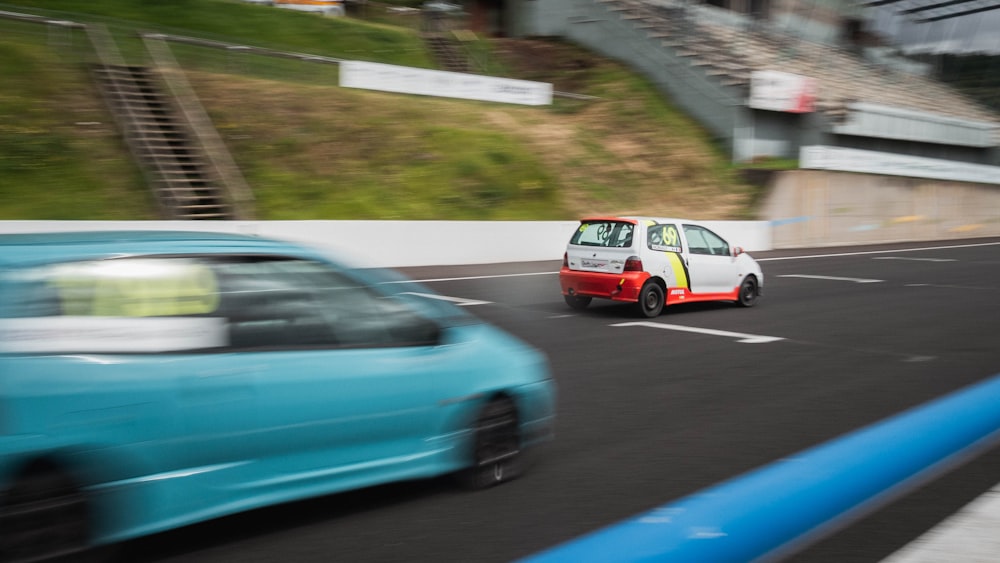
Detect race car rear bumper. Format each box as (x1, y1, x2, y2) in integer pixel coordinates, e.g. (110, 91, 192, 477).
(559, 268, 651, 303)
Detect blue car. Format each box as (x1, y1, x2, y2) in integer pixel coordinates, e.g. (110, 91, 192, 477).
(0, 231, 555, 560)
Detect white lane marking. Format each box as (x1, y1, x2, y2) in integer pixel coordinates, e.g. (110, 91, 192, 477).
(779, 274, 884, 284)
(906, 283, 996, 291)
(872, 257, 957, 263)
(383, 241, 998, 284)
(399, 292, 492, 306)
(757, 241, 1000, 262)
(881, 484, 1000, 563)
(612, 322, 784, 344)
(386, 271, 559, 284)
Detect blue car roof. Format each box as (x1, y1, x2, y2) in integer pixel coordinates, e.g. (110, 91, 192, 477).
(0, 230, 324, 268)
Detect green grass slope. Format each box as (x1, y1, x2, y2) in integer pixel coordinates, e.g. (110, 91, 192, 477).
(0, 0, 756, 221)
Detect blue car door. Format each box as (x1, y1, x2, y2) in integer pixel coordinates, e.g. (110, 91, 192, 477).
(208, 257, 464, 488)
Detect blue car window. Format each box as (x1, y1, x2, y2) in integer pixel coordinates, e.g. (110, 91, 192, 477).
(0, 255, 439, 354)
(207, 257, 440, 350)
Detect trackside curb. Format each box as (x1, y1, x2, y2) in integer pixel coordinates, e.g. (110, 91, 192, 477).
(519, 373, 1000, 563)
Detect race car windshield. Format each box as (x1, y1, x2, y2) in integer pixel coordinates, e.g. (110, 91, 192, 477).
(570, 221, 634, 248)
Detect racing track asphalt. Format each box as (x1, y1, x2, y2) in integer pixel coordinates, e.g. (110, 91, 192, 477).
(122, 237, 1000, 563)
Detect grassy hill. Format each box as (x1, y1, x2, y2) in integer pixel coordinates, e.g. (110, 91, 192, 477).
(0, 0, 758, 221)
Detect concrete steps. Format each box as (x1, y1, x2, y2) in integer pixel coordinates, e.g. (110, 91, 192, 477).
(93, 64, 233, 220)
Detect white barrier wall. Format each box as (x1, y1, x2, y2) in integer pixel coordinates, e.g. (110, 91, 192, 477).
(763, 170, 1000, 248)
(0, 220, 773, 268)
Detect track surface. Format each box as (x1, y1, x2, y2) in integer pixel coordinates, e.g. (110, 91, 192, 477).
(124, 238, 1000, 562)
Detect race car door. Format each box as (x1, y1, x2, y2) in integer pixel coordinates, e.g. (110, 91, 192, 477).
(681, 224, 741, 295)
(643, 222, 689, 292)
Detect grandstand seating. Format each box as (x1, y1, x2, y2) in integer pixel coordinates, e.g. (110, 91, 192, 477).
(597, 0, 998, 127)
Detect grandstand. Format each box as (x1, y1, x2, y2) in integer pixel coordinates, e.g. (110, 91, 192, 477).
(504, 0, 999, 168)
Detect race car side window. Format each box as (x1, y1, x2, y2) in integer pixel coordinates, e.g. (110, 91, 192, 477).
(647, 224, 681, 252)
(683, 225, 730, 256)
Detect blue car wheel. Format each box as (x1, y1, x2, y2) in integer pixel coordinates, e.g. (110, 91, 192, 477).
(0, 469, 92, 562)
(460, 398, 521, 490)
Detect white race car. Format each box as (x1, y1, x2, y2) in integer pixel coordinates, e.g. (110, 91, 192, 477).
(559, 216, 764, 317)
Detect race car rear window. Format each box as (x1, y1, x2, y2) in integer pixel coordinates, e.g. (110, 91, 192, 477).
(570, 221, 634, 248)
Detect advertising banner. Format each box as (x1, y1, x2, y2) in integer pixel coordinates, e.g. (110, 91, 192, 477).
(749, 70, 817, 113)
(340, 60, 553, 106)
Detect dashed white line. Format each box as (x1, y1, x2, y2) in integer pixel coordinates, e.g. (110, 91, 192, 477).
(906, 283, 995, 291)
(873, 257, 957, 263)
(391, 271, 559, 284)
(399, 292, 492, 306)
(384, 241, 997, 285)
(779, 274, 884, 284)
(757, 241, 1000, 262)
(612, 322, 784, 344)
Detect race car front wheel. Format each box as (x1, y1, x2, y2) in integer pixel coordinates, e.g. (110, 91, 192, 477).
(737, 275, 759, 307)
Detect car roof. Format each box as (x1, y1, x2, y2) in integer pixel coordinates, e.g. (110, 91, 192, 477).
(0, 230, 324, 268)
(579, 216, 697, 225)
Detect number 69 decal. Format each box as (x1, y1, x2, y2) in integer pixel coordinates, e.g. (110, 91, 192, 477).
(662, 226, 679, 247)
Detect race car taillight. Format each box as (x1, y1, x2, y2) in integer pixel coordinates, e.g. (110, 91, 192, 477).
(562, 252, 568, 268)
(624, 256, 643, 271)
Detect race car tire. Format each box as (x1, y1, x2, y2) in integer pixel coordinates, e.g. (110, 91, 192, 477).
(638, 282, 664, 318)
(737, 275, 759, 307)
(563, 294, 592, 310)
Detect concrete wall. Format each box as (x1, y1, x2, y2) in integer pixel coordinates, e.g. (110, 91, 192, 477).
(762, 170, 1000, 248)
(4, 171, 998, 262)
(0, 220, 773, 268)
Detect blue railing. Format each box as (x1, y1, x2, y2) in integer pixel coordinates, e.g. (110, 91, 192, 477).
(522, 373, 1000, 563)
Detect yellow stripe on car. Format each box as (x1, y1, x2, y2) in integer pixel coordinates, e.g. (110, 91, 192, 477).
(666, 252, 689, 289)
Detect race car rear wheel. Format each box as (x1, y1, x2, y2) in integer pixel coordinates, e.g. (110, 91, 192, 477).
(737, 275, 759, 307)
(638, 282, 664, 318)
(563, 294, 592, 310)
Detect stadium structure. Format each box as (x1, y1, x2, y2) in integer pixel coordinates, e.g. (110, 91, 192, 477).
(4, 1, 997, 245)
(490, 0, 999, 164)
(470, 0, 1000, 245)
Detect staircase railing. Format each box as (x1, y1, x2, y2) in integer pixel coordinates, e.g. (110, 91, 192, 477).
(143, 34, 255, 220)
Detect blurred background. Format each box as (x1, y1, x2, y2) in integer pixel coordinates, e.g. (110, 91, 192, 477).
(0, 0, 998, 246)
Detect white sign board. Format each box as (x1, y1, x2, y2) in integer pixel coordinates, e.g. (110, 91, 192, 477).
(340, 61, 553, 106)
(800, 145, 1000, 185)
(749, 70, 817, 113)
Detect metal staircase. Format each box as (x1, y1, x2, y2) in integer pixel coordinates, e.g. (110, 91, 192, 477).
(420, 10, 472, 73)
(93, 64, 232, 219)
(85, 24, 252, 220)
(424, 35, 471, 73)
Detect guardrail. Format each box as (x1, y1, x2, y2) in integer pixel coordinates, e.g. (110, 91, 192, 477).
(0, 9, 84, 28)
(521, 372, 1000, 562)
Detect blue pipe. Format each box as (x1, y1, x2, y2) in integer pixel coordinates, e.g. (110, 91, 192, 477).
(522, 373, 1000, 563)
